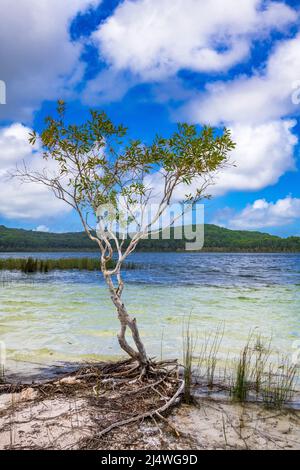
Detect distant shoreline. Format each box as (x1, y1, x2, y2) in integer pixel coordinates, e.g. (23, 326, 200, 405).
(0, 249, 299, 253)
(1, 224, 299, 253)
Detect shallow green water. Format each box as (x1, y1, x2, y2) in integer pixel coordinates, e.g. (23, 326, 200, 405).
(0, 252, 299, 379)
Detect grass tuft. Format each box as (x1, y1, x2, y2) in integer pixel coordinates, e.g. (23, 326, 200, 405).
(182, 314, 197, 404)
(231, 340, 252, 402)
(196, 323, 224, 388)
(262, 356, 297, 408)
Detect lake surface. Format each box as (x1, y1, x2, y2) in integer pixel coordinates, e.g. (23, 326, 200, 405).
(0, 252, 299, 379)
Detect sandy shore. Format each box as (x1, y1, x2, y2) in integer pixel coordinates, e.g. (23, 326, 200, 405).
(0, 377, 299, 450)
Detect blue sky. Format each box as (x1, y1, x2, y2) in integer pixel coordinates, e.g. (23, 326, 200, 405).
(0, 0, 300, 236)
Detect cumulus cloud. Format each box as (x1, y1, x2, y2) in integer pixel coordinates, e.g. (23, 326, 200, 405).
(178, 30, 300, 197)
(84, 0, 297, 103)
(146, 119, 298, 202)
(211, 120, 298, 195)
(83, 0, 299, 201)
(213, 196, 300, 229)
(94, 0, 296, 78)
(0, 0, 99, 121)
(1, 0, 298, 222)
(185, 32, 300, 126)
(0, 123, 72, 220)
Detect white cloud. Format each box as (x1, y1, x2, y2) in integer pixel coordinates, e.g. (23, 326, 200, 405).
(178, 30, 300, 196)
(185, 32, 300, 126)
(34, 225, 50, 232)
(0, 123, 72, 220)
(211, 119, 298, 195)
(213, 196, 300, 229)
(84, 0, 300, 202)
(84, 0, 297, 104)
(94, 0, 296, 78)
(0, 0, 298, 222)
(0, 0, 99, 121)
(146, 119, 298, 201)
(82, 68, 138, 105)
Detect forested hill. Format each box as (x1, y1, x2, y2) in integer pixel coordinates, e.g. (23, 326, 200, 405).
(0, 224, 299, 252)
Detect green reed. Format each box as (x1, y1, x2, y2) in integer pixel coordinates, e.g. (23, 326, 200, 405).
(231, 339, 252, 402)
(0, 257, 137, 273)
(262, 356, 297, 408)
(229, 333, 298, 408)
(182, 314, 197, 404)
(196, 323, 224, 388)
(186, 327, 298, 408)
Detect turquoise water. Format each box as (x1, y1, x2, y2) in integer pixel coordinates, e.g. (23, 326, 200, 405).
(0, 252, 299, 378)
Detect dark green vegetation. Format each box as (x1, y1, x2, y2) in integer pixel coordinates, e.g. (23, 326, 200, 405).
(0, 225, 94, 252)
(0, 257, 136, 273)
(0, 224, 299, 252)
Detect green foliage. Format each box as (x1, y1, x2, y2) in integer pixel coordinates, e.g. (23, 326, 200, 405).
(0, 224, 299, 252)
(27, 101, 235, 215)
(201, 224, 300, 252)
(151, 124, 235, 200)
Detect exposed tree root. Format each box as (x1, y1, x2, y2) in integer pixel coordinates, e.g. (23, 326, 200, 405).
(94, 379, 184, 439)
(0, 357, 179, 396)
(0, 359, 184, 449)
(1, 358, 184, 450)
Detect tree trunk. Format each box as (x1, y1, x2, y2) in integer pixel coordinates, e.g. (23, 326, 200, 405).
(104, 273, 148, 367)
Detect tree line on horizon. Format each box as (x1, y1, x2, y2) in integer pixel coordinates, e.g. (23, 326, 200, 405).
(0, 223, 299, 253)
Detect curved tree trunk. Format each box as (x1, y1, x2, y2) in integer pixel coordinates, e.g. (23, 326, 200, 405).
(104, 273, 148, 367)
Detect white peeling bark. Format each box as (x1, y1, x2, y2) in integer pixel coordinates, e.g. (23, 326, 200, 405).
(104, 271, 148, 367)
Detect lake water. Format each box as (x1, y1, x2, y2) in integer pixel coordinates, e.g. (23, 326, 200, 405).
(0, 252, 299, 380)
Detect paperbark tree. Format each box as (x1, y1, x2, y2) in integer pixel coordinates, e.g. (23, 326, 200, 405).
(14, 101, 235, 372)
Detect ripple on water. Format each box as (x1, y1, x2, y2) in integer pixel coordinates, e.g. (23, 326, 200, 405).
(0, 252, 299, 378)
